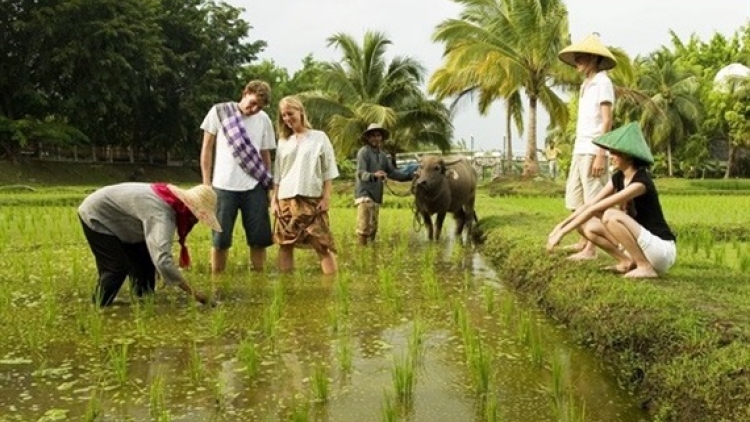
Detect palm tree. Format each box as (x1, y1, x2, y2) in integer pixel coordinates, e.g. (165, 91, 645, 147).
(637, 49, 703, 176)
(429, 51, 524, 172)
(301, 31, 452, 159)
(431, 0, 570, 176)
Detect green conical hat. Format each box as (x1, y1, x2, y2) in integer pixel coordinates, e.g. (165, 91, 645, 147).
(593, 123, 654, 164)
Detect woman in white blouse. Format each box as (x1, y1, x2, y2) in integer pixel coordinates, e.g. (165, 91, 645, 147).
(271, 96, 339, 274)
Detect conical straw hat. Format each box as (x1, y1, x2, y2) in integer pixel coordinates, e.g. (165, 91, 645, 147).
(167, 184, 222, 232)
(559, 34, 616, 71)
(593, 123, 654, 164)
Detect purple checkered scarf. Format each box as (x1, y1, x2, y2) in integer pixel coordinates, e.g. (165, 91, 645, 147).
(217, 102, 273, 188)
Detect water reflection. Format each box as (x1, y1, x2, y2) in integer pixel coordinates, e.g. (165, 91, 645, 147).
(0, 221, 649, 422)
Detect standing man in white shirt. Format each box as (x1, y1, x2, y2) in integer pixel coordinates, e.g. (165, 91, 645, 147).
(200, 80, 276, 273)
(558, 34, 616, 260)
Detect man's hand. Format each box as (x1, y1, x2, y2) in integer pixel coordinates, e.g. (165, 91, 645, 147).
(590, 154, 606, 178)
(373, 170, 387, 180)
(193, 291, 216, 307)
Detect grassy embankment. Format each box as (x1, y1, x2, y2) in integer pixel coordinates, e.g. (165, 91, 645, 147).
(2, 160, 750, 421)
(477, 176, 750, 422)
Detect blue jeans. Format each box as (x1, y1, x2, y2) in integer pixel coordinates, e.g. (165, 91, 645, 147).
(213, 186, 273, 249)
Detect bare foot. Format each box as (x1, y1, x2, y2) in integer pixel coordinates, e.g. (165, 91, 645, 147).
(623, 267, 658, 278)
(567, 251, 597, 261)
(602, 262, 635, 274)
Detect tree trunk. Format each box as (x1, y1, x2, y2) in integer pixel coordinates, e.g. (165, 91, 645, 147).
(91, 145, 97, 162)
(523, 97, 539, 177)
(724, 144, 736, 179)
(73, 145, 78, 162)
(667, 142, 673, 177)
(505, 106, 513, 173)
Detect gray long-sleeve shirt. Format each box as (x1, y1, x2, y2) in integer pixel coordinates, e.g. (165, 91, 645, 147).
(78, 183, 185, 285)
(355, 144, 412, 204)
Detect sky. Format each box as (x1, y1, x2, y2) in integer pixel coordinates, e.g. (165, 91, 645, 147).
(230, 0, 749, 154)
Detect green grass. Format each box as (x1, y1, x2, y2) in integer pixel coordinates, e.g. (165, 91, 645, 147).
(476, 188, 750, 422)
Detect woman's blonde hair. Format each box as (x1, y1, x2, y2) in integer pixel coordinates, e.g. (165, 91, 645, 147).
(277, 96, 312, 139)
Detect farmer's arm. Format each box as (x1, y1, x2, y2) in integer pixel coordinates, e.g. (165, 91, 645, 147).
(143, 216, 210, 305)
(356, 148, 376, 181)
(385, 156, 414, 182)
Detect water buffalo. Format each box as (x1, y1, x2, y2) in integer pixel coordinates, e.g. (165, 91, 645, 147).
(412, 155, 478, 242)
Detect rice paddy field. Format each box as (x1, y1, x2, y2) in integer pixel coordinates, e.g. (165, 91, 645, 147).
(1, 176, 749, 421)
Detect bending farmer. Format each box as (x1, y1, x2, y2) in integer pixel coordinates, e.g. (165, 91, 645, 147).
(78, 183, 221, 306)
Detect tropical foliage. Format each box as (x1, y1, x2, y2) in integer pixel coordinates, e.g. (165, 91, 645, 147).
(430, 0, 572, 176)
(1, 0, 748, 177)
(301, 31, 453, 159)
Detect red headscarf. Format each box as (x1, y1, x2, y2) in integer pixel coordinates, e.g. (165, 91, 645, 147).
(151, 183, 198, 267)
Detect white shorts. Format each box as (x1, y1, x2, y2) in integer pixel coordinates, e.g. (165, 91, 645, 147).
(637, 228, 676, 274)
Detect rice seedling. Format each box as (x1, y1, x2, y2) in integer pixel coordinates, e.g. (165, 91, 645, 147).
(107, 342, 129, 386)
(328, 304, 341, 335)
(16, 321, 45, 352)
(210, 306, 228, 337)
(149, 372, 171, 422)
(499, 294, 516, 328)
(187, 341, 205, 384)
(407, 318, 425, 366)
(289, 400, 311, 422)
(310, 364, 330, 403)
(528, 328, 545, 368)
(378, 266, 397, 301)
(41, 281, 59, 328)
(421, 264, 442, 301)
(380, 390, 398, 422)
(336, 334, 353, 375)
(516, 311, 532, 345)
(83, 385, 102, 422)
(132, 300, 148, 337)
(467, 338, 493, 395)
(482, 392, 499, 422)
(548, 355, 566, 416)
(482, 285, 496, 314)
(211, 373, 236, 413)
(237, 336, 261, 379)
(391, 353, 416, 405)
(334, 271, 351, 315)
(563, 392, 588, 422)
(78, 306, 103, 348)
(261, 298, 282, 346)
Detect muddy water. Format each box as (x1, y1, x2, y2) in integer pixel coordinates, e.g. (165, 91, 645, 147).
(0, 218, 649, 422)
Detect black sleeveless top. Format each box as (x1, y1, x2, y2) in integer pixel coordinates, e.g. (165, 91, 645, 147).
(612, 169, 676, 241)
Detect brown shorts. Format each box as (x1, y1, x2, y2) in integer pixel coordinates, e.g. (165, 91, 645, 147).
(273, 196, 336, 254)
